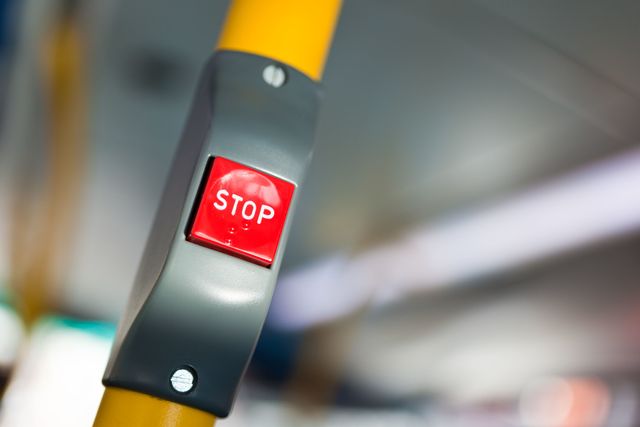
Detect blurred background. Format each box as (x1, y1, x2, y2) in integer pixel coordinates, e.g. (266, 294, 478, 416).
(1, 0, 640, 426)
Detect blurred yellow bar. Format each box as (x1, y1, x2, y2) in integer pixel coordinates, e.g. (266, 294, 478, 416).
(93, 388, 216, 427)
(12, 6, 87, 327)
(217, 0, 342, 81)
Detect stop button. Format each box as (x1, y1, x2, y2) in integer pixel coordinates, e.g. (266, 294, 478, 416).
(187, 157, 295, 267)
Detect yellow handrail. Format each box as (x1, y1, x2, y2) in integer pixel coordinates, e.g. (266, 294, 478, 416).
(94, 1, 341, 425)
(217, 0, 342, 81)
(94, 388, 216, 427)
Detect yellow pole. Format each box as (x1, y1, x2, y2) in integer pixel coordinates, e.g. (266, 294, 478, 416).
(95, 1, 341, 425)
(94, 388, 216, 427)
(11, 3, 87, 327)
(217, 0, 342, 81)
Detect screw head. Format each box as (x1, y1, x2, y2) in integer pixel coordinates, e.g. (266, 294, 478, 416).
(262, 64, 287, 88)
(170, 368, 196, 393)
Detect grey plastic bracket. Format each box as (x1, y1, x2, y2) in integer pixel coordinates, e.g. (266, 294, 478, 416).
(103, 51, 320, 417)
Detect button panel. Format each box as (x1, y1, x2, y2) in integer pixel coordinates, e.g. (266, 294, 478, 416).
(187, 157, 295, 267)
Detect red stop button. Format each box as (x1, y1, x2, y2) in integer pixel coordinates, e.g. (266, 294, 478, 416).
(187, 157, 295, 267)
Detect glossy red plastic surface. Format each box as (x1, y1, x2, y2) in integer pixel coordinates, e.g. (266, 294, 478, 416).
(188, 157, 295, 267)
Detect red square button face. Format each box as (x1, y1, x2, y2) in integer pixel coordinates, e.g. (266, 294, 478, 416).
(187, 157, 295, 267)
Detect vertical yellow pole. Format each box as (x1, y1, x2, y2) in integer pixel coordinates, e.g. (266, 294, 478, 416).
(216, 0, 342, 81)
(94, 388, 216, 427)
(94, 1, 341, 426)
(11, 6, 87, 328)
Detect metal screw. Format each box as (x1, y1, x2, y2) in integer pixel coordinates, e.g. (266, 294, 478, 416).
(262, 64, 287, 88)
(170, 368, 196, 393)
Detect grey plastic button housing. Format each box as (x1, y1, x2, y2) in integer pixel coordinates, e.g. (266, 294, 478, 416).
(103, 51, 320, 417)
